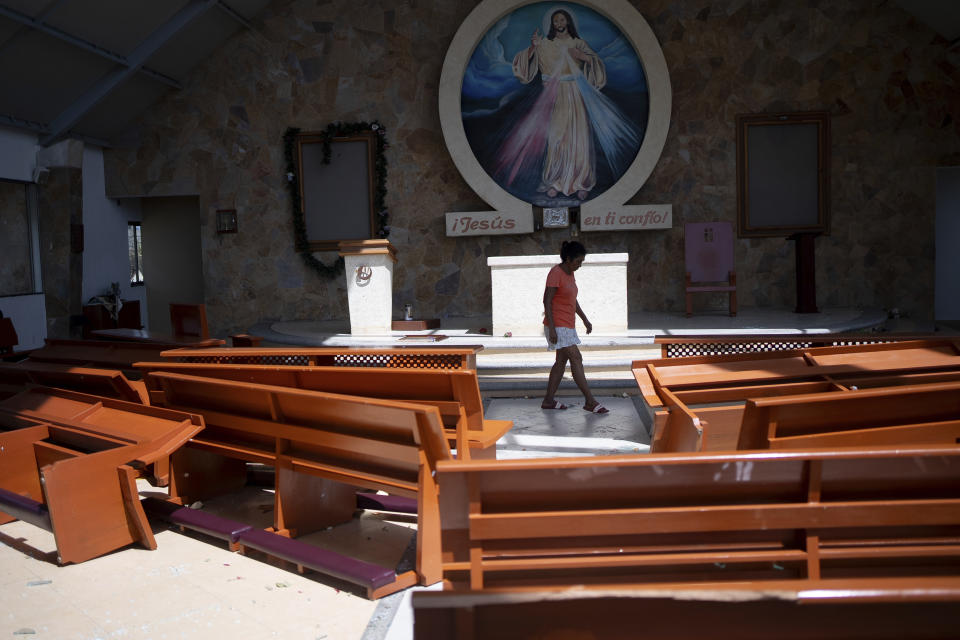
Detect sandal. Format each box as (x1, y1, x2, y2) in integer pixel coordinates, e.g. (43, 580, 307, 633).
(583, 403, 609, 414)
(541, 400, 569, 410)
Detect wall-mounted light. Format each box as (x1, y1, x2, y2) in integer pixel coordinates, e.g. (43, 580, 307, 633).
(32, 166, 50, 184)
(216, 209, 238, 234)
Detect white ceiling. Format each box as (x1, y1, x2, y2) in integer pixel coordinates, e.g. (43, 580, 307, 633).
(893, 0, 960, 42)
(0, 0, 272, 146)
(0, 1, 957, 148)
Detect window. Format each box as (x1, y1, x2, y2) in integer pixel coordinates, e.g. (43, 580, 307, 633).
(128, 222, 144, 285)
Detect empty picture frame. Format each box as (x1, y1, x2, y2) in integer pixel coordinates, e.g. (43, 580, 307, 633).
(296, 131, 376, 251)
(736, 111, 831, 238)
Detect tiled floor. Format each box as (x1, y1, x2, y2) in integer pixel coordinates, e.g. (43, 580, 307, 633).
(487, 395, 651, 457)
(1, 514, 384, 639)
(1, 393, 649, 640)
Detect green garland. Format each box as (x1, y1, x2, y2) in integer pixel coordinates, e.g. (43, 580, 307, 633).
(283, 122, 390, 278)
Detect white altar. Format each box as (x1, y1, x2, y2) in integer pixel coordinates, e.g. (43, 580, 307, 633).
(487, 253, 629, 337)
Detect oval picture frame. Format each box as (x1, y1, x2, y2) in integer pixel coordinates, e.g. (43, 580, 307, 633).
(439, 0, 671, 223)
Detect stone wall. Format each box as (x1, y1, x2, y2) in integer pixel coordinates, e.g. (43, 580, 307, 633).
(103, 0, 960, 335)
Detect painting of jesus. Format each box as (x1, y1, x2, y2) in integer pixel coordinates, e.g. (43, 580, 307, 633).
(461, 2, 648, 207)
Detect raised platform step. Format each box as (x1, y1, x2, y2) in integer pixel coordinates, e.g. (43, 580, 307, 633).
(249, 308, 893, 395)
(252, 308, 889, 352)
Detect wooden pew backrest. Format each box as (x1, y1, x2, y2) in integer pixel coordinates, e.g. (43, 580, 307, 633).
(136, 361, 513, 456)
(138, 362, 484, 428)
(413, 582, 960, 639)
(160, 346, 484, 370)
(0, 360, 146, 403)
(147, 371, 452, 494)
(436, 447, 960, 592)
(738, 381, 960, 450)
(27, 338, 167, 372)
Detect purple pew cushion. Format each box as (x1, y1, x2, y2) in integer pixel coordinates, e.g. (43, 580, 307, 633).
(356, 492, 418, 514)
(143, 497, 252, 542)
(237, 528, 395, 591)
(0, 487, 51, 531)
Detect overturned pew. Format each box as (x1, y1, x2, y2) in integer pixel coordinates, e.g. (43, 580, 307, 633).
(631, 339, 960, 452)
(0, 387, 202, 564)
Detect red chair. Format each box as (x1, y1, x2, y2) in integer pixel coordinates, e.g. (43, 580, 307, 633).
(685, 221, 737, 317)
(169, 303, 209, 339)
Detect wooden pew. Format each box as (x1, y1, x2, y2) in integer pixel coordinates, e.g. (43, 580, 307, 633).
(433, 447, 960, 593)
(0, 360, 148, 404)
(632, 339, 960, 452)
(142, 370, 453, 597)
(737, 380, 960, 450)
(160, 345, 484, 370)
(0, 387, 202, 564)
(654, 332, 941, 359)
(0, 385, 204, 486)
(135, 361, 512, 458)
(413, 582, 960, 639)
(634, 339, 960, 409)
(25, 338, 168, 374)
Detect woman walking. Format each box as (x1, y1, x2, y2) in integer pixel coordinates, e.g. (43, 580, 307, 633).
(541, 241, 609, 413)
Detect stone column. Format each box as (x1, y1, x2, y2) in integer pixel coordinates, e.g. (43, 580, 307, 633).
(338, 239, 397, 335)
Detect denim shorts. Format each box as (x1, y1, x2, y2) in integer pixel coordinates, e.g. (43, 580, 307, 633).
(545, 325, 581, 350)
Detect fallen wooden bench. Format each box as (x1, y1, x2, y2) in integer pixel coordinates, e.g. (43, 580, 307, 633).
(160, 345, 484, 370)
(136, 361, 512, 458)
(635, 339, 960, 409)
(0, 385, 201, 485)
(141, 370, 453, 597)
(632, 339, 960, 452)
(434, 446, 960, 593)
(0, 360, 148, 404)
(736, 380, 960, 450)
(0, 387, 202, 564)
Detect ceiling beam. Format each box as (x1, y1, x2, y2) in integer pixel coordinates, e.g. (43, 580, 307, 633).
(0, 2, 181, 89)
(216, 1, 254, 30)
(0, 112, 112, 148)
(0, 112, 50, 135)
(0, 0, 68, 54)
(40, 0, 218, 146)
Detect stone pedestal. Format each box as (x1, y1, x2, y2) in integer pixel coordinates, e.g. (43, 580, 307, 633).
(487, 253, 629, 337)
(338, 239, 397, 335)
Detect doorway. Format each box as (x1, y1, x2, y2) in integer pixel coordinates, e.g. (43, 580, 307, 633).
(936, 167, 960, 325)
(140, 196, 204, 334)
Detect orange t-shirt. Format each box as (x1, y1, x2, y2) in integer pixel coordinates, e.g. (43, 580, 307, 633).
(544, 264, 577, 328)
